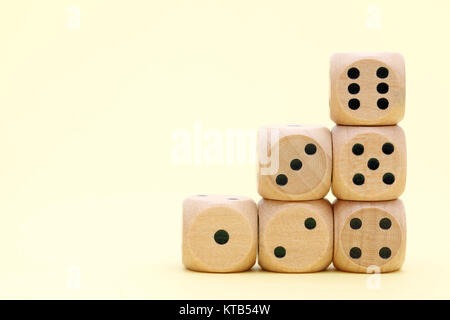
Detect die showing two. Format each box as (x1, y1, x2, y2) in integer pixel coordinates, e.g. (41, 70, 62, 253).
(182, 52, 406, 273)
(258, 199, 333, 273)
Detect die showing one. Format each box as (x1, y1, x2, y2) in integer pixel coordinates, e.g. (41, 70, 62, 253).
(333, 199, 406, 273)
(332, 125, 406, 201)
(330, 52, 405, 125)
(182, 194, 257, 273)
(257, 125, 332, 201)
(258, 199, 333, 273)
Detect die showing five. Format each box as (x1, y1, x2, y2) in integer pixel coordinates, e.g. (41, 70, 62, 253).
(332, 125, 406, 201)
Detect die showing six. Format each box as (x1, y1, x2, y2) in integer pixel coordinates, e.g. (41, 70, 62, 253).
(330, 52, 405, 126)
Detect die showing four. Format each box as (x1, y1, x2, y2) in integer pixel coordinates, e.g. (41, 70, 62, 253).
(333, 200, 406, 273)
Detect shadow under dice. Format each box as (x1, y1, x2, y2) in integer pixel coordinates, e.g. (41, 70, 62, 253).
(258, 199, 333, 273)
(258, 125, 332, 201)
(334, 200, 406, 273)
(182, 195, 258, 273)
(332, 125, 406, 201)
(330, 52, 405, 125)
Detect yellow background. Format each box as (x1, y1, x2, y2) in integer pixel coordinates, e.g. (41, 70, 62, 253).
(0, 0, 449, 299)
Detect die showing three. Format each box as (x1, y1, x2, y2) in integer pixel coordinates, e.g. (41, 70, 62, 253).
(257, 124, 332, 201)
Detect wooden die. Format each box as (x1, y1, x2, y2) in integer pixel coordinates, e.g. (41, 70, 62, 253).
(257, 125, 332, 201)
(182, 195, 257, 273)
(330, 52, 405, 125)
(258, 199, 333, 273)
(332, 125, 406, 201)
(333, 200, 406, 273)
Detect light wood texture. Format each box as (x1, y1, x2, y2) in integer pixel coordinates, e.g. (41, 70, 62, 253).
(333, 199, 406, 273)
(330, 52, 405, 125)
(258, 199, 333, 273)
(257, 125, 332, 201)
(332, 125, 406, 201)
(182, 194, 257, 273)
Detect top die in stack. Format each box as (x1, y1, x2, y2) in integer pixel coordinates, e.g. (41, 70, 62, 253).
(329, 52, 405, 126)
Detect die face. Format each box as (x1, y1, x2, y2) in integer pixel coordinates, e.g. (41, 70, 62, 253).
(330, 53, 405, 125)
(258, 125, 332, 200)
(265, 135, 327, 195)
(187, 207, 253, 270)
(332, 125, 406, 201)
(334, 200, 406, 273)
(183, 195, 257, 273)
(258, 200, 333, 272)
(340, 208, 402, 268)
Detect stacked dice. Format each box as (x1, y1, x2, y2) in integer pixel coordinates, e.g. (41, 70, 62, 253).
(182, 52, 406, 274)
(330, 53, 407, 273)
(256, 125, 333, 272)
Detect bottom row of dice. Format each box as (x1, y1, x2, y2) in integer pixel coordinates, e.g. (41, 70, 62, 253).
(183, 194, 406, 273)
